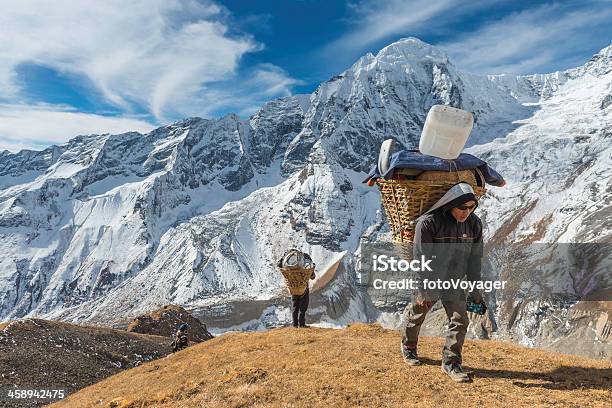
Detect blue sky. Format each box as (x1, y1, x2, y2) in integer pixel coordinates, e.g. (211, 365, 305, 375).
(0, 0, 610, 152)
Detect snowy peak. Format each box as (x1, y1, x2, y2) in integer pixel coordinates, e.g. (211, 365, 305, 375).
(0, 145, 66, 189)
(343, 36, 454, 83)
(296, 37, 529, 173)
(0, 98, 307, 199)
(490, 43, 612, 101)
(249, 95, 308, 173)
(376, 37, 451, 64)
(574, 43, 612, 77)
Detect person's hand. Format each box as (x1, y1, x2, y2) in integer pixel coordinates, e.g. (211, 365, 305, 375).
(469, 289, 483, 304)
(415, 300, 436, 308)
(467, 299, 487, 315)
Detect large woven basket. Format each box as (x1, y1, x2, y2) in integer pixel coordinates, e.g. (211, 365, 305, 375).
(378, 169, 486, 243)
(280, 267, 314, 296)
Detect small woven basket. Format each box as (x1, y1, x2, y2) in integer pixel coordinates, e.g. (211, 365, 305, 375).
(378, 168, 486, 243)
(280, 267, 315, 296)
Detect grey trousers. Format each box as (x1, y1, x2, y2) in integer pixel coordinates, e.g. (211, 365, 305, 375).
(401, 299, 469, 364)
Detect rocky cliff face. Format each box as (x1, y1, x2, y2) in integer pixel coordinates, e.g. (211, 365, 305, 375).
(0, 38, 609, 358)
(468, 45, 612, 358)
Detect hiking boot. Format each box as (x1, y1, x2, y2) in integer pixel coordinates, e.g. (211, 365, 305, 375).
(299, 324, 310, 328)
(401, 344, 421, 366)
(442, 361, 471, 383)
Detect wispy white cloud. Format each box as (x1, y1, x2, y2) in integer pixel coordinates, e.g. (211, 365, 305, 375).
(438, 2, 612, 74)
(0, 104, 155, 152)
(343, 0, 455, 44)
(322, 0, 489, 61)
(323, 0, 611, 76)
(0, 63, 301, 152)
(0, 0, 298, 122)
(179, 64, 303, 118)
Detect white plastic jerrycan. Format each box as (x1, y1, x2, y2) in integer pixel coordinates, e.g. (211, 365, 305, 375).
(419, 105, 474, 159)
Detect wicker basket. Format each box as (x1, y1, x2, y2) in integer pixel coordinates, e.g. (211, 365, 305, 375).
(416, 169, 478, 185)
(378, 169, 486, 243)
(280, 267, 315, 296)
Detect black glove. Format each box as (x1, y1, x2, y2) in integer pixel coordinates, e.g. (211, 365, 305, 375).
(466, 296, 487, 315)
(469, 289, 483, 304)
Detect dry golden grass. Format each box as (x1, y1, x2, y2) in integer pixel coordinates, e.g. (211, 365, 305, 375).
(0, 322, 8, 330)
(51, 324, 612, 408)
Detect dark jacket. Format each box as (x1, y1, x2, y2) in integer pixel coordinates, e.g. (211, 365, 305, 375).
(172, 330, 189, 352)
(413, 183, 484, 299)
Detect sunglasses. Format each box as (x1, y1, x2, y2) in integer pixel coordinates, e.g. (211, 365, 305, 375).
(457, 204, 476, 211)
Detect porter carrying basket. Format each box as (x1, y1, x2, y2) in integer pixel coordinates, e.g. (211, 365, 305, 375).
(278, 250, 315, 296)
(280, 266, 315, 296)
(378, 168, 486, 243)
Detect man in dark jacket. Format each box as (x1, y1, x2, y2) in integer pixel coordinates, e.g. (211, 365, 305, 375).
(277, 250, 316, 328)
(291, 272, 315, 328)
(400, 182, 487, 383)
(171, 323, 189, 352)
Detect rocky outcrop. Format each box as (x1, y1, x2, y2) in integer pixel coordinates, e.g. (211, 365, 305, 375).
(0, 319, 170, 407)
(127, 305, 213, 342)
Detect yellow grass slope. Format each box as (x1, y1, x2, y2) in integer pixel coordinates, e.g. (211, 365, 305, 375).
(51, 324, 611, 408)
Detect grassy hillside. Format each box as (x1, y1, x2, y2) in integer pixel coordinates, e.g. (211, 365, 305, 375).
(51, 324, 611, 408)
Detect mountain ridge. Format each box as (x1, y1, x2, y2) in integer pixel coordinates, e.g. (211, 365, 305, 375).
(0, 38, 610, 360)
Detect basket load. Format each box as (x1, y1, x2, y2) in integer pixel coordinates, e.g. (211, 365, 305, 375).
(277, 249, 316, 296)
(363, 105, 505, 243)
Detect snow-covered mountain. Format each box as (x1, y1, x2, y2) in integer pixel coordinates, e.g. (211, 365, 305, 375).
(0, 38, 610, 358)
